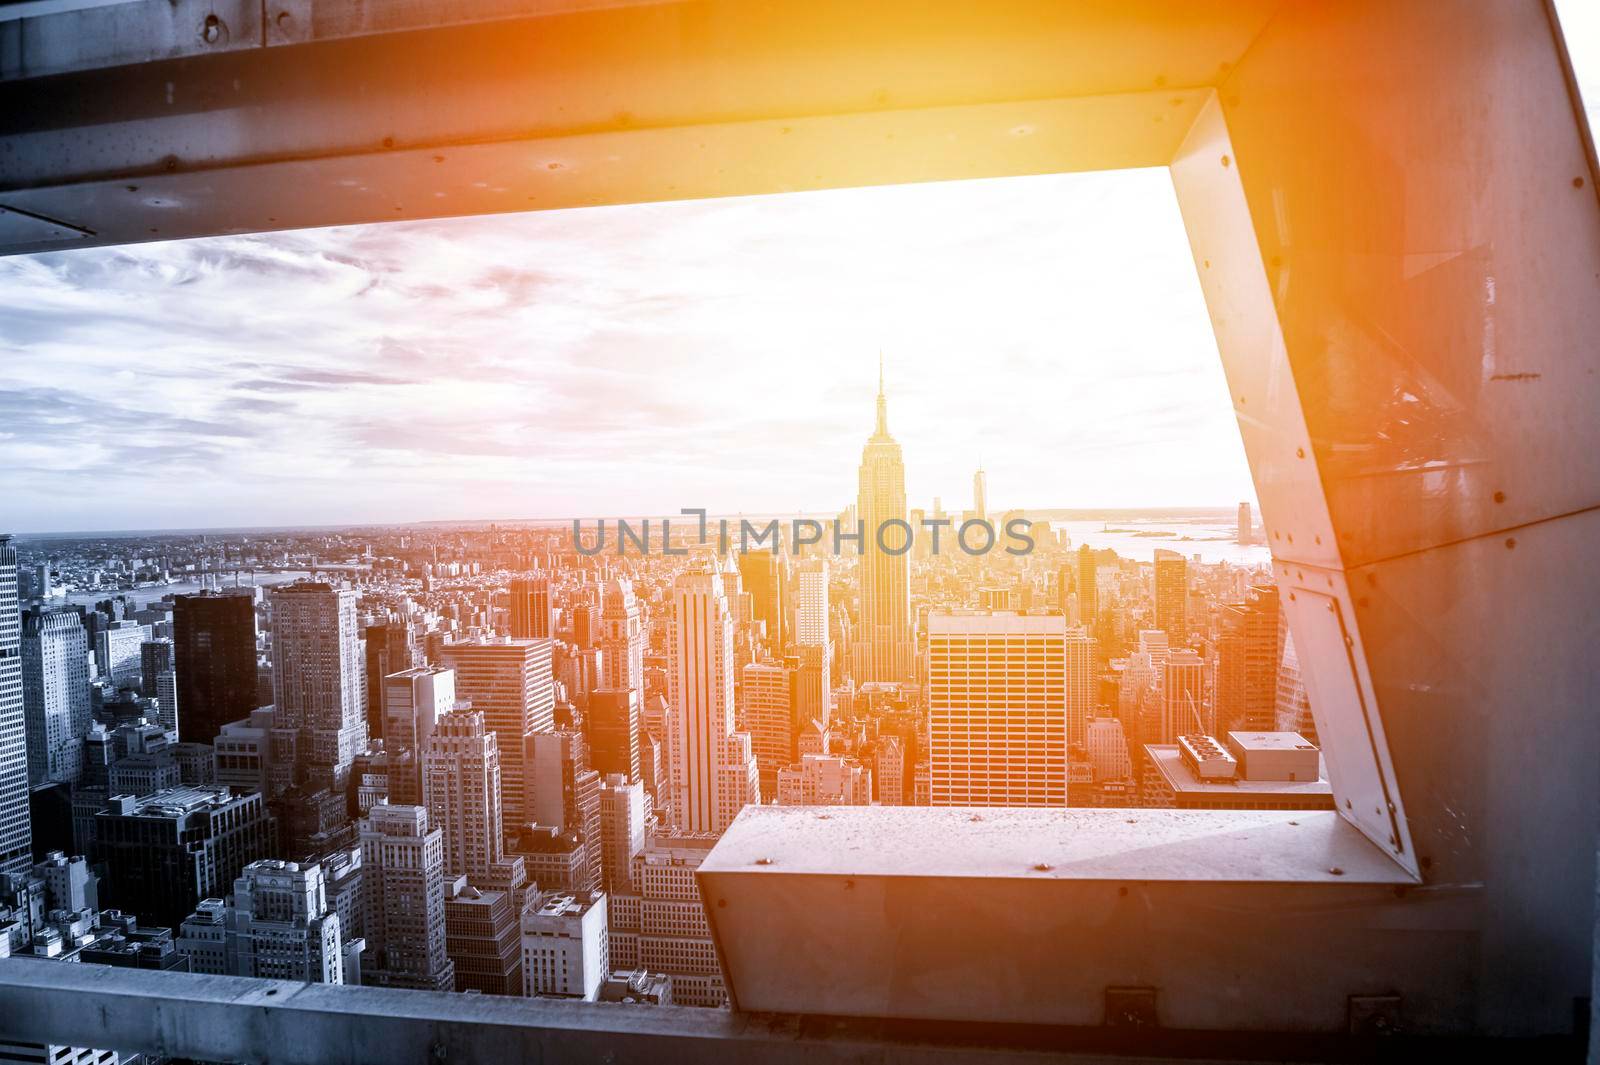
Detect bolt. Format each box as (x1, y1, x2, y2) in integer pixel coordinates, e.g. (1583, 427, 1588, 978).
(753, 857, 774, 866)
(1032, 863, 1053, 872)
(1328, 867, 1345, 876)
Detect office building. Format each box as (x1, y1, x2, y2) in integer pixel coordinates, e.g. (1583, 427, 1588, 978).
(358, 804, 454, 992)
(1153, 549, 1187, 645)
(93, 786, 273, 928)
(441, 638, 553, 836)
(852, 361, 915, 684)
(508, 576, 551, 640)
(383, 665, 455, 806)
(362, 618, 417, 741)
(173, 590, 258, 747)
(177, 859, 344, 983)
(607, 833, 723, 1007)
(776, 754, 871, 806)
(20, 609, 91, 787)
(0, 535, 28, 875)
(588, 688, 640, 783)
(213, 708, 276, 797)
(443, 878, 522, 996)
(737, 550, 785, 653)
(1216, 585, 1282, 734)
(1161, 649, 1208, 745)
(95, 622, 146, 689)
(527, 730, 602, 892)
(598, 774, 645, 894)
(741, 660, 793, 802)
(521, 890, 607, 1000)
(1077, 544, 1099, 628)
(269, 582, 367, 790)
(665, 568, 758, 834)
(927, 613, 1072, 807)
(420, 708, 503, 881)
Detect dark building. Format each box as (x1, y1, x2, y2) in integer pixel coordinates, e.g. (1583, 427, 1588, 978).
(737, 549, 786, 652)
(508, 576, 551, 640)
(362, 619, 417, 741)
(172, 592, 258, 746)
(444, 880, 523, 995)
(93, 786, 273, 928)
(1215, 585, 1282, 734)
(587, 688, 641, 783)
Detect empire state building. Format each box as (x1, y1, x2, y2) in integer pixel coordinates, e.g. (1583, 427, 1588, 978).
(852, 358, 915, 684)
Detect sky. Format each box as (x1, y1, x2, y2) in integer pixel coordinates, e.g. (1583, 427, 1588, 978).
(2, 1, 1597, 536)
(0, 168, 1243, 533)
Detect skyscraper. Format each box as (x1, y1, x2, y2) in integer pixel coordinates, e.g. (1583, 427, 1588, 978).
(527, 730, 602, 892)
(359, 804, 455, 992)
(1161, 649, 1208, 744)
(792, 560, 833, 729)
(509, 576, 552, 640)
(270, 582, 367, 789)
(20, 608, 91, 787)
(1153, 549, 1187, 646)
(597, 774, 645, 894)
(384, 665, 456, 806)
(852, 358, 914, 684)
(1237, 501, 1253, 545)
(737, 550, 785, 653)
(666, 567, 758, 834)
(588, 687, 641, 783)
(362, 618, 417, 740)
(1076, 544, 1099, 628)
(1064, 625, 1097, 748)
(0, 534, 30, 875)
(422, 708, 504, 881)
(1216, 585, 1282, 734)
(598, 579, 644, 694)
(173, 590, 258, 746)
(741, 660, 793, 802)
(928, 613, 1071, 807)
(972, 465, 988, 521)
(441, 638, 554, 836)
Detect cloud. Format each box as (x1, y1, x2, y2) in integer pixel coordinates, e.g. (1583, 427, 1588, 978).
(0, 169, 1256, 531)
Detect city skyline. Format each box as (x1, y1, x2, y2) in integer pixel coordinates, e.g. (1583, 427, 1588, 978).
(1, 168, 1259, 533)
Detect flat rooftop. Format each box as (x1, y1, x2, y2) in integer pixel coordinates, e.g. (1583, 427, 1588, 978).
(702, 805, 1407, 885)
(1146, 746, 1332, 797)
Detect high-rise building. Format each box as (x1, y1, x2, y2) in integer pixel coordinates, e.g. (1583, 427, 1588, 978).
(0, 534, 28, 875)
(588, 688, 641, 783)
(1274, 629, 1316, 742)
(1237, 501, 1253, 545)
(874, 736, 904, 805)
(442, 638, 554, 836)
(527, 730, 602, 892)
(598, 774, 645, 894)
(213, 707, 276, 797)
(421, 708, 503, 881)
(1064, 626, 1096, 748)
(521, 890, 608, 1000)
(741, 660, 792, 802)
(928, 613, 1074, 807)
(444, 878, 523, 996)
(384, 665, 456, 806)
(852, 359, 914, 684)
(1076, 544, 1099, 628)
(666, 568, 758, 834)
(173, 590, 258, 747)
(792, 561, 833, 730)
(1084, 716, 1134, 783)
(972, 466, 987, 521)
(1153, 549, 1187, 646)
(607, 833, 724, 1007)
(139, 638, 174, 699)
(270, 582, 367, 790)
(737, 550, 785, 653)
(1216, 585, 1282, 734)
(362, 619, 417, 741)
(95, 621, 146, 688)
(598, 579, 644, 694)
(1161, 649, 1208, 744)
(358, 804, 454, 992)
(20, 608, 91, 787)
(178, 859, 344, 983)
(93, 786, 274, 928)
(509, 576, 552, 640)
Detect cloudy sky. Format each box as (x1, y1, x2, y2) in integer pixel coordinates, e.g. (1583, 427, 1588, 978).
(3, 0, 1596, 536)
(2, 167, 1250, 533)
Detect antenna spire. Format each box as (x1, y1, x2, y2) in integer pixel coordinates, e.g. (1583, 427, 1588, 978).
(874, 351, 889, 436)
